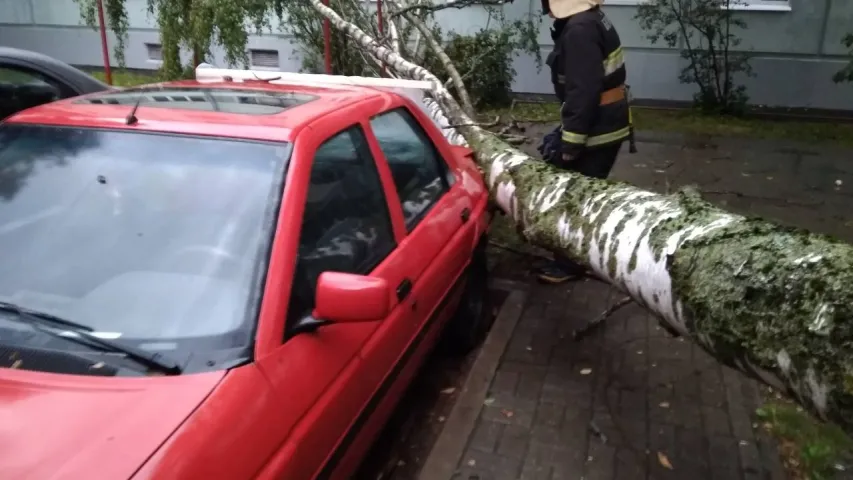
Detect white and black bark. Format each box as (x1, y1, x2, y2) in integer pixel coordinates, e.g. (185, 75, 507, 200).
(388, 0, 475, 117)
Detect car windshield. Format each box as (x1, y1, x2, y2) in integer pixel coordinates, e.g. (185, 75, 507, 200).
(0, 124, 288, 355)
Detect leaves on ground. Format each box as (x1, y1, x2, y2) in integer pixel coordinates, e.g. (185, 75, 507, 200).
(657, 451, 673, 469)
(480, 102, 853, 147)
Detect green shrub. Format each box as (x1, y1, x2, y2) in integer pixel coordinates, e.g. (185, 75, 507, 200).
(422, 28, 518, 109)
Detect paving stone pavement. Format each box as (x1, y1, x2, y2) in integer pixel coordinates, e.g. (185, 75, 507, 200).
(450, 280, 787, 480)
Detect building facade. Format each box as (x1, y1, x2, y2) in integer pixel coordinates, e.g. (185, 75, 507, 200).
(1, 0, 852, 110)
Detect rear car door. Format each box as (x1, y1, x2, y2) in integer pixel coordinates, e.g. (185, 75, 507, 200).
(332, 105, 484, 468)
(367, 105, 480, 327)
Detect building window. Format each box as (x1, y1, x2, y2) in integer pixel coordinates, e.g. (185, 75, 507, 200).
(728, 0, 791, 11)
(604, 0, 791, 11)
(145, 43, 163, 62)
(249, 49, 280, 69)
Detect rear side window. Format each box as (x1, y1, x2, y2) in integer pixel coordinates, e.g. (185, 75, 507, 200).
(0, 66, 64, 120)
(286, 126, 396, 330)
(369, 108, 451, 232)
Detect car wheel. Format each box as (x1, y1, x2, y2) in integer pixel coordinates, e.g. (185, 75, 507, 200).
(443, 238, 493, 355)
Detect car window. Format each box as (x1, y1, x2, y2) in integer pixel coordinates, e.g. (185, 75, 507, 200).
(0, 124, 288, 352)
(369, 108, 451, 231)
(286, 126, 396, 331)
(0, 66, 64, 120)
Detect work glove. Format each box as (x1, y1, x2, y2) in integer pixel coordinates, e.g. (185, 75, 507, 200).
(540, 127, 578, 168)
(537, 126, 561, 158)
(547, 150, 578, 169)
(540, 130, 582, 169)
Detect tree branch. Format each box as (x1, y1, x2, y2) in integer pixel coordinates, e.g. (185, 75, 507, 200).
(307, 0, 472, 124)
(387, 15, 401, 53)
(444, 46, 492, 88)
(390, 0, 513, 18)
(389, 1, 476, 117)
(408, 0, 425, 61)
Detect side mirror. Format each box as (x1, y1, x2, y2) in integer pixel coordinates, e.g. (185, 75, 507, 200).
(314, 272, 391, 323)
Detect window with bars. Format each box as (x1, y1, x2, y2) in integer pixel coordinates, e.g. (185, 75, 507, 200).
(604, 0, 790, 10)
(729, 0, 791, 11)
(249, 49, 280, 69)
(145, 43, 163, 62)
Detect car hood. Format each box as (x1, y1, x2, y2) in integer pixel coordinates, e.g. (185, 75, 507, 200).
(0, 368, 225, 480)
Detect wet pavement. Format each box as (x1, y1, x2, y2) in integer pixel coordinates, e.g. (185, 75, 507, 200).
(355, 289, 510, 480)
(605, 130, 852, 242)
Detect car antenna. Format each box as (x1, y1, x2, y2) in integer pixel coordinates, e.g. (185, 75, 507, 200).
(125, 89, 146, 125)
(251, 71, 281, 83)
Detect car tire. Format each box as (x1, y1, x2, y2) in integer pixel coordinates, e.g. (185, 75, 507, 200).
(443, 238, 493, 355)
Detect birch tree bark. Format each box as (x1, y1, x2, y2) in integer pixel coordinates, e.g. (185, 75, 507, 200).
(308, 0, 853, 436)
(388, 0, 476, 117)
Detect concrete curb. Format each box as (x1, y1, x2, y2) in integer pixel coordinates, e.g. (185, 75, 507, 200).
(417, 281, 529, 480)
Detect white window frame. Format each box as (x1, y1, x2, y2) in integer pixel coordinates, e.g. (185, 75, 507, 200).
(604, 0, 791, 11)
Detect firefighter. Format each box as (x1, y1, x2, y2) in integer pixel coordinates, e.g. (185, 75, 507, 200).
(535, 0, 636, 284)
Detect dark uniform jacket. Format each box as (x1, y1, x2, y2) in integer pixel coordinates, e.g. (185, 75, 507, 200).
(547, 7, 630, 157)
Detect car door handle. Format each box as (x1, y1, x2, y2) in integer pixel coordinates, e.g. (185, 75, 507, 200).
(396, 278, 413, 301)
(460, 207, 471, 223)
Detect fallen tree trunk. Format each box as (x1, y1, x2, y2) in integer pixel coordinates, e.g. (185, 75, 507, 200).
(309, 0, 853, 435)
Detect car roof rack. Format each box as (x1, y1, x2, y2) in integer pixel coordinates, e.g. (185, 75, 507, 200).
(194, 66, 453, 136)
(195, 66, 433, 92)
(77, 86, 317, 115)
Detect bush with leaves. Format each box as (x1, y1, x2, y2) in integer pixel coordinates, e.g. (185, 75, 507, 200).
(635, 0, 753, 115)
(833, 33, 853, 84)
(421, 22, 537, 108)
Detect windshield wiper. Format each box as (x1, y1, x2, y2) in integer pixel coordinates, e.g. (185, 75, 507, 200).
(0, 301, 94, 331)
(0, 301, 182, 375)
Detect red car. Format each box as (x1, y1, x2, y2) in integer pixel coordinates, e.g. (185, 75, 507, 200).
(0, 70, 492, 479)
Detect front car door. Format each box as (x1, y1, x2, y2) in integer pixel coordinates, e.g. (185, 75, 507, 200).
(253, 100, 418, 479)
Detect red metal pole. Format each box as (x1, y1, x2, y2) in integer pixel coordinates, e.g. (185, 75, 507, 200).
(96, 0, 113, 85)
(323, 0, 332, 74)
(377, 0, 386, 77)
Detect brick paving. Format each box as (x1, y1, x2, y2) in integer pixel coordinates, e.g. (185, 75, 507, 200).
(450, 280, 787, 480)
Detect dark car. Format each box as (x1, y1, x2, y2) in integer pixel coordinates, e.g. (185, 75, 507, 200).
(0, 46, 111, 120)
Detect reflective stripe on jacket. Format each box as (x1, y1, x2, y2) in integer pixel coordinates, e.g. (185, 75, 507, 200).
(547, 7, 630, 157)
